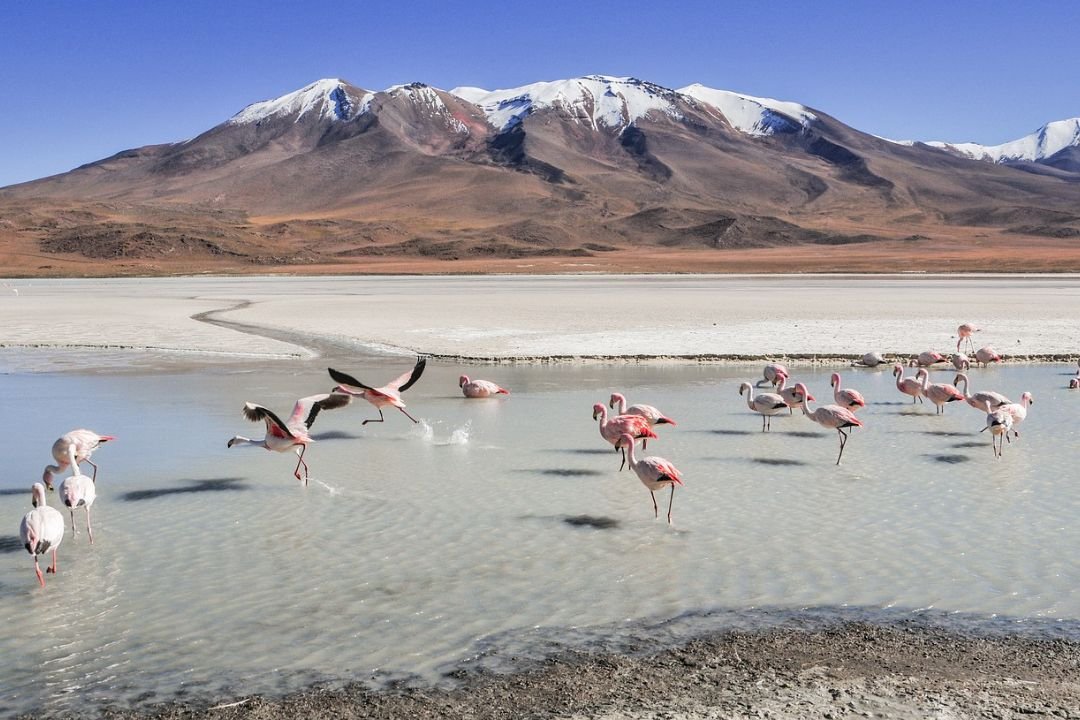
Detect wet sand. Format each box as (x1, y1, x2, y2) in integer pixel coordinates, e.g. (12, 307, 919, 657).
(96, 623, 1080, 720)
(8, 274, 1080, 719)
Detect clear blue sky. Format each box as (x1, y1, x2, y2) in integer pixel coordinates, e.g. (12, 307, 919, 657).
(2, 0, 1077, 188)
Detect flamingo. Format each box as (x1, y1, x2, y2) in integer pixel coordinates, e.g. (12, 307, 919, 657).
(329, 357, 426, 424)
(615, 432, 684, 524)
(739, 382, 788, 431)
(793, 383, 863, 465)
(227, 393, 352, 484)
(774, 374, 814, 415)
(829, 372, 866, 411)
(974, 346, 1002, 367)
(43, 429, 115, 490)
(952, 373, 1010, 412)
(950, 353, 971, 371)
(1069, 369, 1079, 390)
(1000, 392, 1034, 438)
(850, 351, 886, 367)
(19, 483, 65, 587)
(608, 393, 677, 427)
(908, 351, 947, 367)
(893, 364, 924, 404)
(459, 375, 510, 398)
(592, 403, 657, 469)
(956, 323, 981, 353)
(981, 400, 1013, 458)
(755, 362, 789, 388)
(58, 473, 96, 544)
(915, 368, 964, 414)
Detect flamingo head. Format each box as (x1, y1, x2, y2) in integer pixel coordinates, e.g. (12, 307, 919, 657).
(615, 432, 636, 450)
(592, 403, 606, 421)
(830, 373, 840, 389)
(97, 435, 116, 444)
(893, 364, 904, 377)
(739, 382, 751, 397)
(915, 367, 929, 380)
(458, 375, 469, 388)
(1021, 391, 1034, 406)
(608, 392, 625, 409)
(794, 382, 810, 401)
(31, 482, 47, 508)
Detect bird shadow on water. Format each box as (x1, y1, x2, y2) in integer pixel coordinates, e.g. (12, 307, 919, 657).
(925, 454, 972, 464)
(120, 478, 250, 502)
(515, 468, 606, 478)
(0, 535, 25, 554)
(916, 430, 972, 438)
(752, 457, 810, 467)
(557, 448, 618, 455)
(310, 431, 364, 441)
(952, 441, 987, 449)
(520, 513, 621, 530)
(778, 430, 825, 439)
(697, 429, 755, 436)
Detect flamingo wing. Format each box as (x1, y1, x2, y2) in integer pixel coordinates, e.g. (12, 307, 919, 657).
(242, 402, 295, 439)
(390, 356, 427, 393)
(289, 392, 353, 431)
(647, 458, 684, 486)
(328, 367, 374, 392)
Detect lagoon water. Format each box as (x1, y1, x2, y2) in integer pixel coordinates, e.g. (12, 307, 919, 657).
(1, 350, 1079, 716)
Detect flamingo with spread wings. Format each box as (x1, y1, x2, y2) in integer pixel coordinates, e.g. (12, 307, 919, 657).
(329, 357, 427, 425)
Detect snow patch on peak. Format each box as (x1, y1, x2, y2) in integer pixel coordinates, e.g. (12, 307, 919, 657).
(451, 76, 682, 132)
(922, 118, 1080, 163)
(228, 79, 367, 125)
(678, 84, 815, 136)
(386, 82, 469, 135)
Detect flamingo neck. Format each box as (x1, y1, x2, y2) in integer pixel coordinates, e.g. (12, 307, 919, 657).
(623, 440, 638, 470)
(612, 396, 627, 414)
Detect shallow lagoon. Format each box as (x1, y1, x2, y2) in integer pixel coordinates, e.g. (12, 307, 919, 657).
(1, 352, 1078, 716)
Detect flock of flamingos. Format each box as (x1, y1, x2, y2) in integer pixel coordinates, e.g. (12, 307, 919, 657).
(15, 324, 1080, 588)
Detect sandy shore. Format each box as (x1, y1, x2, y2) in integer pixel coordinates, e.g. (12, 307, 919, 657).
(91, 622, 1080, 720)
(1, 274, 1079, 361)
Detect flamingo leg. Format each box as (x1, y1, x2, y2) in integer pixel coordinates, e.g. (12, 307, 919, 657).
(619, 447, 627, 472)
(362, 409, 386, 425)
(642, 437, 648, 450)
(667, 487, 676, 525)
(48, 548, 57, 575)
(87, 457, 99, 482)
(69, 509, 78, 537)
(293, 445, 309, 484)
(398, 407, 419, 423)
(835, 428, 849, 465)
(34, 556, 45, 587)
(86, 506, 94, 545)
(650, 490, 658, 519)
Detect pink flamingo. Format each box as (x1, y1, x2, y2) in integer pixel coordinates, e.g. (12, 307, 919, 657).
(459, 375, 510, 398)
(974, 346, 1002, 367)
(19, 483, 65, 587)
(329, 357, 426, 424)
(952, 373, 1010, 412)
(850, 351, 885, 367)
(608, 393, 676, 427)
(43, 429, 116, 490)
(1000, 392, 1034, 438)
(908, 351, 947, 367)
(829, 372, 866, 411)
(774, 374, 814, 415)
(58, 473, 96, 544)
(893, 364, 924, 404)
(794, 383, 863, 465)
(915, 368, 964, 414)
(981, 400, 1013, 458)
(227, 393, 352, 484)
(615, 432, 685, 524)
(1069, 369, 1079, 390)
(956, 323, 980, 353)
(739, 382, 788, 431)
(755, 362, 789, 388)
(950, 353, 971, 371)
(592, 403, 657, 469)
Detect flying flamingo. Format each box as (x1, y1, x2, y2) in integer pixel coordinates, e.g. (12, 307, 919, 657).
(793, 383, 863, 465)
(774, 374, 814, 415)
(1000, 392, 1034, 438)
(615, 432, 684, 524)
(592, 403, 657, 469)
(608, 393, 677, 427)
(893, 364, 924, 404)
(908, 351, 947, 367)
(58, 473, 96, 544)
(957, 323, 981, 353)
(459, 375, 510, 398)
(329, 357, 427, 424)
(974, 346, 1002, 367)
(829, 372, 866, 411)
(981, 400, 1013, 458)
(19, 483, 65, 588)
(915, 368, 964, 414)
(227, 393, 352, 484)
(952, 373, 1010, 412)
(950, 353, 971, 371)
(739, 382, 788, 431)
(43, 429, 115, 490)
(755, 362, 789, 388)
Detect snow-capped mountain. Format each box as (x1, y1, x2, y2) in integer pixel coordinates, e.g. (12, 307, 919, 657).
(916, 118, 1080, 165)
(678, 84, 816, 136)
(228, 78, 374, 125)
